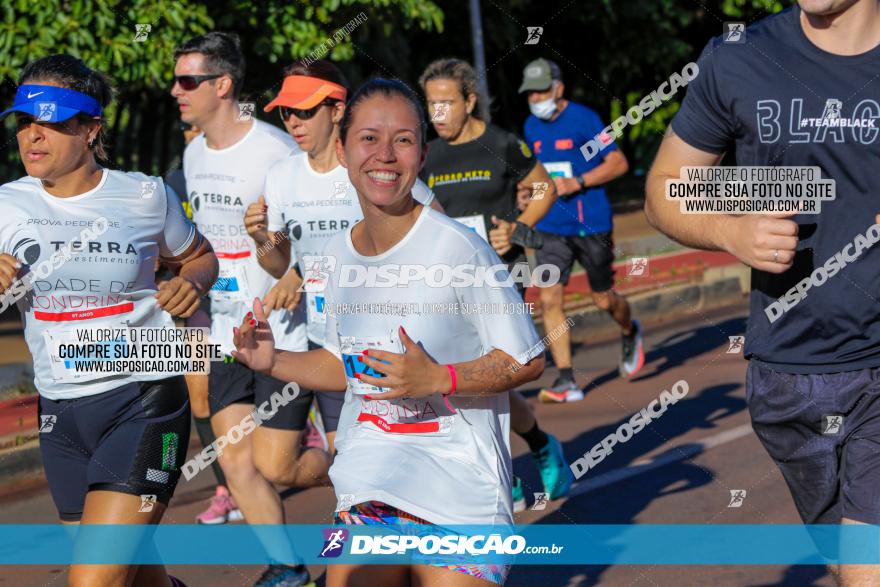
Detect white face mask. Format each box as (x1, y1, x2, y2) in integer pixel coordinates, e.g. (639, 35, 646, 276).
(529, 96, 557, 120)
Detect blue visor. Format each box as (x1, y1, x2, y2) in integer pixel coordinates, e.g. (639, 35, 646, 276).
(0, 84, 102, 123)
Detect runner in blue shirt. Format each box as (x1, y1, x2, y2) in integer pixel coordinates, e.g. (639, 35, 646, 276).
(520, 58, 644, 402)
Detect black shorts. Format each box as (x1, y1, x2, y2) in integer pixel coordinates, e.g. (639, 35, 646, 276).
(208, 356, 312, 431)
(38, 376, 191, 522)
(535, 231, 615, 292)
(308, 341, 344, 433)
(747, 361, 880, 525)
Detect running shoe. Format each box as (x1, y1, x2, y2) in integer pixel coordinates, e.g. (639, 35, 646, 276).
(196, 485, 244, 525)
(253, 564, 313, 587)
(533, 434, 574, 500)
(538, 377, 584, 403)
(311, 403, 329, 451)
(302, 404, 328, 451)
(619, 319, 645, 379)
(512, 476, 526, 513)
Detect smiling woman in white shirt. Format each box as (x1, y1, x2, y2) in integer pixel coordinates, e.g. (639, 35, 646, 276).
(248, 59, 439, 458)
(232, 78, 545, 587)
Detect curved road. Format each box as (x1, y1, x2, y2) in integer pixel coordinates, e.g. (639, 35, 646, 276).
(0, 302, 834, 586)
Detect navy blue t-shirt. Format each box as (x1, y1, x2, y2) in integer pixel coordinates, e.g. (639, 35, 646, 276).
(672, 7, 880, 373)
(524, 102, 617, 236)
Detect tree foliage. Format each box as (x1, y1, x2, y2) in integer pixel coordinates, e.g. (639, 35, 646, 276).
(0, 0, 786, 179)
(414, 0, 786, 173)
(0, 0, 442, 87)
(0, 0, 443, 177)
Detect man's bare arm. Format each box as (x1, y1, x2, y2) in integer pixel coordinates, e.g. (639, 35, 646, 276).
(644, 129, 728, 250)
(645, 127, 798, 273)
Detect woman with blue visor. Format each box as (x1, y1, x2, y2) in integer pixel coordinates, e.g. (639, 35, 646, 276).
(0, 54, 218, 587)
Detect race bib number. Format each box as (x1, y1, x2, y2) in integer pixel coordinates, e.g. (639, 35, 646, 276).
(210, 262, 250, 303)
(340, 332, 454, 436)
(340, 333, 402, 396)
(544, 161, 573, 179)
(357, 395, 454, 437)
(453, 214, 489, 242)
(302, 254, 333, 326)
(43, 323, 129, 384)
(307, 292, 326, 326)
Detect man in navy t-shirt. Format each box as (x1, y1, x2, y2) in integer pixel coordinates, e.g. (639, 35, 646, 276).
(646, 3, 880, 583)
(520, 58, 644, 403)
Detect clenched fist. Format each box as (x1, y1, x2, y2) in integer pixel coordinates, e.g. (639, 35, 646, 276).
(0, 254, 21, 294)
(263, 268, 303, 313)
(155, 276, 202, 318)
(722, 212, 799, 273)
(244, 195, 270, 243)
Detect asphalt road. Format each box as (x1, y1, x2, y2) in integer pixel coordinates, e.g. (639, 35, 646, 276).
(0, 302, 835, 586)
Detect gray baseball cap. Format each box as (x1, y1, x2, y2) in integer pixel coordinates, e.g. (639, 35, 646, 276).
(518, 58, 561, 93)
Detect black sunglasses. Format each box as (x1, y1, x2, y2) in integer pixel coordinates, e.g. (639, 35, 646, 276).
(279, 99, 339, 121)
(173, 74, 223, 91)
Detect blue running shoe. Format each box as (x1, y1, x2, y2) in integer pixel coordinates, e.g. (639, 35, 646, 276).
(512, 476, 526, 513)
(532, 434, 574, 500)
(254, 564, 313, 587)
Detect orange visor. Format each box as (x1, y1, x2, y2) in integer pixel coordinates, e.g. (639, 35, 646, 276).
(264, 76, 347, 112)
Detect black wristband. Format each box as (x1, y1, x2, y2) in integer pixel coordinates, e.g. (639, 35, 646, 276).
(576, 174, 587, 190)
(510, 221, 544, 250)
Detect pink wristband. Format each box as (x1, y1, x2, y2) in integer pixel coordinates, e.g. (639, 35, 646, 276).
(443, 364, 457, 413)
(444, 364, 457, 393)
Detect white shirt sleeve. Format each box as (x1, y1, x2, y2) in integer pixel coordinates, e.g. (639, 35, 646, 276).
(412, 178, 434, 206)
(454, 243, 544, 366)
(159, 181, 196, 258)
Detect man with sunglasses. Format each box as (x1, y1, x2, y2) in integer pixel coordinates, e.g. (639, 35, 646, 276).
(165, 121, 201, 220)
(163, 121, 247, 527)
(172, 32, 322, 587)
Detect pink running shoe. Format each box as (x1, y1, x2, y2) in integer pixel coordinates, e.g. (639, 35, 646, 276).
(195, 486, 244, 525)
(302, 404, 329, 451)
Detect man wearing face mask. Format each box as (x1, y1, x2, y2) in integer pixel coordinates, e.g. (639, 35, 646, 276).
(520, 58, 643, 403)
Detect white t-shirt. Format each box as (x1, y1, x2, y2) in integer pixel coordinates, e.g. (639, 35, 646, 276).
(0, 170, 195, 400)
(184, 120, 307, 354)
(265, 151, 434, 346)
(319, 205, 543, 526)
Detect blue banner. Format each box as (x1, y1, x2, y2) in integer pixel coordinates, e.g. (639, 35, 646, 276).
(0, 524, 875, 565)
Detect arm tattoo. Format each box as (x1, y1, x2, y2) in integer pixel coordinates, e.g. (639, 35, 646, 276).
(454, 349, 519, 396)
